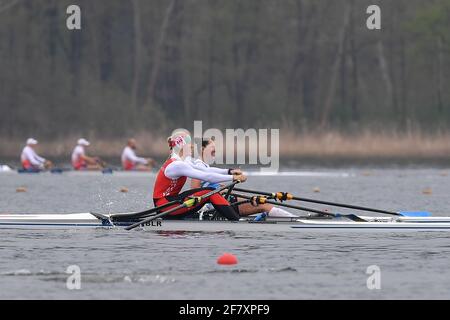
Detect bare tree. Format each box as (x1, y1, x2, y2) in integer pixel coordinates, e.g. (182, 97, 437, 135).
(377, 39, 394, 112)
(147, 0, 177, 106)
(319, 2, 351, 130)
(436, 36, 445, 115)
(131, 0, 142, 113)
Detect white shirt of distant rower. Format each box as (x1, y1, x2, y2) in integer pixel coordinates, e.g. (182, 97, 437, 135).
(21, 146, 46, 169)
(121, 146, 148, 165)
(164, 155, 232, 183)
(71, 145, 85, 163)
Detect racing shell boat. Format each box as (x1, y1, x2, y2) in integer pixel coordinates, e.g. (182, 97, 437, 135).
(1, 212, 450, 231)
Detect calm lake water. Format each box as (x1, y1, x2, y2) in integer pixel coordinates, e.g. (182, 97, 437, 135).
(1, 168, 450, 299)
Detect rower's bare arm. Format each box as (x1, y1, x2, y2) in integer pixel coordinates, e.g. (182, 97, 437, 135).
(44, 160, 53, 169)
(147, 158, 157, 167)
(82, 154, 98, 164)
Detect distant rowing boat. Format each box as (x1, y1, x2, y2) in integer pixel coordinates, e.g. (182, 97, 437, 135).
(15, 168, 115, 174)
(1, 212, 450, 231)
(1, 169, 353, 178)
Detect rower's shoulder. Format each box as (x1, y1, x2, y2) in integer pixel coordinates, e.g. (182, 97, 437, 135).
(187, 157, 208, 167)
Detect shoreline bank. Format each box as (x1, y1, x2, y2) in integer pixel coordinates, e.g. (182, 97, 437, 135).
(1, 131, 450, 167)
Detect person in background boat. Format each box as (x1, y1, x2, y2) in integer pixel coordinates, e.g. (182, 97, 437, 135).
(121, 138, 156, 171)
(71, 138, 105, 171)
(20, 138, 53, 171)
(153, 130, 247, 221)
(191, 139, 298, 219)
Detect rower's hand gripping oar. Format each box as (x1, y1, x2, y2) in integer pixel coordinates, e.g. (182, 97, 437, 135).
(125, 181, 240, 231)
(233, 187, 431, 218)
(232, 193, 368, 222)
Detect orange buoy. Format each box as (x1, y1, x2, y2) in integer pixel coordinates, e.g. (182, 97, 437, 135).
(313, 187, 320, 193)
(120, 187, 129, 193)
(422, 188, 432, 195)
(217, 253, 238, 265)
(16, 187, 27, 193)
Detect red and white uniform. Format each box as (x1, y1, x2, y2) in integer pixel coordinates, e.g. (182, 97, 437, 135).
(71, 145, 86, 170)
(153, 155, 237, 219)
(21, 146, 46, 170)
(121, 146, 148, 170)
(153, 155, 232, 200)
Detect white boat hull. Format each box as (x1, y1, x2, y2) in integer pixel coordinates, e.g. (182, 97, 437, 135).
(0, 213, 106, 228)
(292, 219, 450, 230)
(1, 213, 450, 231)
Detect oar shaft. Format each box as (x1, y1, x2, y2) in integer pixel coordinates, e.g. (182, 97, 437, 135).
(232, 193, 368, 222)
(125, 181, 240, 230)
(234, 187, 399, 216)
(110, 199, 181, 221)
(124, 202, 188, 230)
(290, 196, 398, 216)
(232, 193, 334, 217)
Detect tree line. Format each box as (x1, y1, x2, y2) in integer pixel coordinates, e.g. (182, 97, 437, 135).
(0, 0, 449, 141)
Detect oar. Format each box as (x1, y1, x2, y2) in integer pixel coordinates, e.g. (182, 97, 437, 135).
(231, 193, 368, 222)
(109, 199, 183, 222)
(125, 181, 240, 230)
(233, 187, 431, 217)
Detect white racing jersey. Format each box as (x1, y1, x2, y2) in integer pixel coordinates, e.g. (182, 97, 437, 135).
(21, 146, 46, 169)
(71, 145, 85, 166)
(121, 146, 148, 169)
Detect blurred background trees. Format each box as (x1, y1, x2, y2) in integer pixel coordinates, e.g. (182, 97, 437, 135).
(0, 0, 448, 141)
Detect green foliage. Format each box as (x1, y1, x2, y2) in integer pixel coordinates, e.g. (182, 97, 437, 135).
(408, 0, 450, 49)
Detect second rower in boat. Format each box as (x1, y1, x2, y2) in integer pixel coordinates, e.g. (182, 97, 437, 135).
(121, 138, 156, 171)
(20, 138, 53, 172)
(71, 138, 106, 171)
(153, 131, 247, 221)
(191, 138, 298, 219)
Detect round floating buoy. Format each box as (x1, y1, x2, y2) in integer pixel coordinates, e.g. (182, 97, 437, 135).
(441, 172, 448, 177)
(120, 187, 129, 193)
(217, 253, 238, 265)
(422, 188, 432, 195)
(16, 187, 27, 193)
(313, 187, 320, 193)
(362, 171, 373, 177)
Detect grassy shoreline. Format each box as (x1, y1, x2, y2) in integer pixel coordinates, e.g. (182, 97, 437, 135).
(1, 131, 450, 164)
